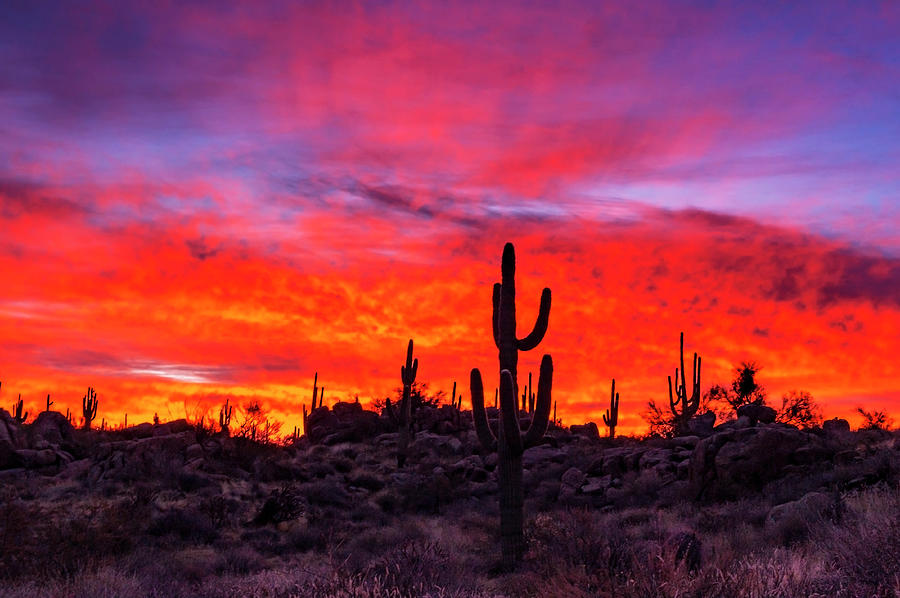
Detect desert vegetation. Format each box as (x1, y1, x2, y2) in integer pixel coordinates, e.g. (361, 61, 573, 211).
(1, 242, 898, 597)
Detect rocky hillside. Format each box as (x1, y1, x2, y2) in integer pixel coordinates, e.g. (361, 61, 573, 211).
(2, 401, 899, 597)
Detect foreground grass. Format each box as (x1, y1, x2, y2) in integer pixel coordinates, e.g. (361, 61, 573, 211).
(2, 477, 898, 598)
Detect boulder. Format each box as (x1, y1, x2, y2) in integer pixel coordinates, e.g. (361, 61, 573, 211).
(822, 418, 850, 435)
(308, 403, 382, 444)
(522, 445, 566, 469)
(570, 422, 600, 440)
(14, 448, 58, 468)
(736, 404, 777, 425)
(639, 448, 673, 470)
(558, 467, 587, 503)
(29, 411, 75, 450)
(690, 426, 827, 500)
(686, 412, 716, 437)
(766, 491, 838, 529)
(0, 408, 26, 469)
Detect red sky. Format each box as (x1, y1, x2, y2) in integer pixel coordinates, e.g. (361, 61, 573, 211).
(1, 2, 898, 434)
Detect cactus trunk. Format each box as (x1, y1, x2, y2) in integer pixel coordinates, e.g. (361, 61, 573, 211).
(397, 339, 418, 468)
(471, 355, 553, 570)
(498, 440, 525, 566)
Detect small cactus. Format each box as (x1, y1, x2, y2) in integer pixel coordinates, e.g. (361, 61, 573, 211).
(395, 339, 418, 468)
(602, 379, 619, 438)
(45, 394, 54, 412)
(82, 387, 99, 431)
(668, 332, 701, 435)
(303, 372, 323, 435)
(450, 380, 463, 427)
(219, 398, 233, 435)
(520, 372, 535, 414)
(12, 393, 28, 424)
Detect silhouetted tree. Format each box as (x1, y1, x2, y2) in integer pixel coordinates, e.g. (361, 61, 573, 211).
(727, 362, 766, 409)
(856, 407, 894, 431)
(374, 381, 443, 413)
(237, 401, 280, 443)
(776, 390, 822, 428)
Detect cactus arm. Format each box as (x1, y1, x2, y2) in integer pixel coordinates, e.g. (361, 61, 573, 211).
(312, 372, 319, 410)
(470, 368, 497, 451)
(492, 283, 502, 349)
(401, 340, 418, 386)
(668, 374, 679, 416)
(516, 288, 551, 351)
(523, 355, 552, 448)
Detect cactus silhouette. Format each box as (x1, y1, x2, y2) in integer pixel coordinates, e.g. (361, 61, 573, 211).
(303, 372, 322, 435)
(471, 355, 553, 570)
(45, 394, 53, 412)
(520, 371, 535, 414)
(394, 339, 418, 468)
(219, 398, 233, 435)
(12, 393, 28, 424)
(603, 379, 619, 438)
(450, 380, 463, 427)
(82, 387, 98, 431)
(668, 332, 701, 434)
(493, 242, 551, 399)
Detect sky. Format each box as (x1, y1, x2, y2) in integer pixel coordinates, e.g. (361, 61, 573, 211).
(0, 1, 898, 435)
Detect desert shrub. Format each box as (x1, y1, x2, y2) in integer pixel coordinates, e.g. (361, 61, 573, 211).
(776, 390, 822, 428)
(373, 488, 402, 513)
(300, 479, 350, 508)
(364, 540, 454, 596)
(814, 488, 900, 593)
(0, 567, 146, 598)
(856, 407, 894, 431)
(347, 470, 385, 491)
(527, 509, 634, 587)
(254, 485, 305, 525)
(148, 507, 218, 543)
(220, 545, 267, 575)
(177, 470, 215, 492)
(199, 495, 241, 529)
(307, 461, 337, 478)
(329, 455, 355, 473)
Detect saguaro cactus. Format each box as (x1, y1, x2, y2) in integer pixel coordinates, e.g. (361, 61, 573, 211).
(668, 332, 701, 434)
(12, 394, 28, 424)
(45, 394, 53, 412)
(471, 355, 552, 570)
(493, 242, 551, 397)
(82, 387, 99, 431)
(303, 372, 323, 434)
(520, 372, 536, 414)
(219, 398, 233, 435)
(395, 339, 418, 468)
(602, 379, 619, 438)
(450, 380, 463, 427)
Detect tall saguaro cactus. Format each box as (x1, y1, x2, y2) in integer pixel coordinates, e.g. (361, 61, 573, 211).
(82, 387, 99, 431)
(471, 355, 553, 570)
(395, 339, 418, 468)
(603, 379, 619, 438)
(668, 332, 701, 434)
(493, 243, 551, 397)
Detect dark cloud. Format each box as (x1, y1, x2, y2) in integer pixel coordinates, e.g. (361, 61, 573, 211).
(0, 179, 88, 219)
